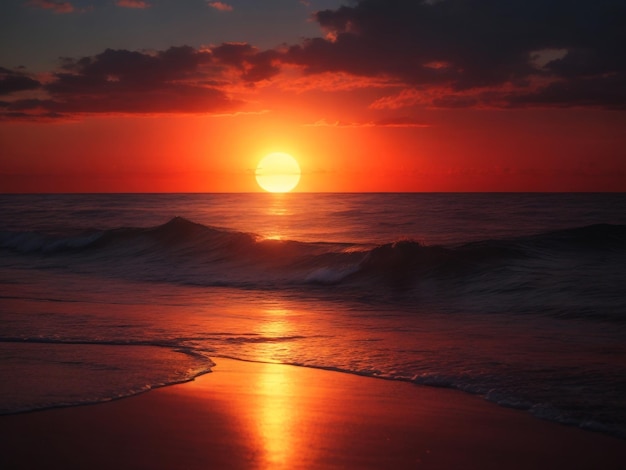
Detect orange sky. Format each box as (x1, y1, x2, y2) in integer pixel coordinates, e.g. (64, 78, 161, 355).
(1, 0, 625, 192)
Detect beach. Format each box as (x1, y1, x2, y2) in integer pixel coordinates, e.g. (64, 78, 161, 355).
(1, 357, 624, 470)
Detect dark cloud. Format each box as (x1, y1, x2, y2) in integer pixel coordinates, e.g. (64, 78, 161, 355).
(51, 46, 213, 93)
(5, 0, 626, 119)
(1, 46, 250, 118)
(0, 67, 41, 95)
(507, 75, 626, 109)
(0, 98, 68, 121)
(0, 42, 286, 119)
(212, 43, 281, 82)
(286, 0, 626, 108)
(0, 110, 66, 122)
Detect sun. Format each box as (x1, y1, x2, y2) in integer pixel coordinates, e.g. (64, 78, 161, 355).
(255, 152, 301, 193)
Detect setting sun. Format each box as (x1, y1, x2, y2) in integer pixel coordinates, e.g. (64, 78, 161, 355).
(255, 153, 301, 193)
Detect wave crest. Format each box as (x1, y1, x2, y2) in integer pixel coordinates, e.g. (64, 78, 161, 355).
(2, 218, 625, 317)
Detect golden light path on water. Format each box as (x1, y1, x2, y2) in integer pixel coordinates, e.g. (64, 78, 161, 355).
(255, 309, 298, 467)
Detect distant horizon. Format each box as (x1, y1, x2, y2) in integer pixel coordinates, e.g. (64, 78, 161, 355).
(3, 190, 626, 195)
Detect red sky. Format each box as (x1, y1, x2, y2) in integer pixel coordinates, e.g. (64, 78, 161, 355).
(1, 0, 625, 192)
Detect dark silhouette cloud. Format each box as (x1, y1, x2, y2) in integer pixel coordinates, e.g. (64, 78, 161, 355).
(285, 0, 626, 108)
(507, 75, 626, 109)
(4, 0, 626, 119)
(0, 68, 41, 95)
(0, 43, 286, 119)
(51, 46, 213, 94)
(1, 46, 246, 118)
(212, 43, 281, 82)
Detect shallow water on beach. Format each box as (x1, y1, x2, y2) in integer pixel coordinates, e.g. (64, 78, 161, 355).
(1, 193, 625, 437)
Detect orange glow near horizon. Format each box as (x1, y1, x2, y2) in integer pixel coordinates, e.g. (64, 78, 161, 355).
(1, 104, 625, 192)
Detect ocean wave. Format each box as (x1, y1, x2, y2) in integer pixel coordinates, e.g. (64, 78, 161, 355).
(2, 216, 623, 258)
(2, 218, 625, 319)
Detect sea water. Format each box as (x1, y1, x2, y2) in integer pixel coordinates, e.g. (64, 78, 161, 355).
(1, 193, 625, 437)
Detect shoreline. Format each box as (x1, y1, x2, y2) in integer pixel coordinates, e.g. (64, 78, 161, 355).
(1, 357, 625, 469)
(2, 354, 622, 441)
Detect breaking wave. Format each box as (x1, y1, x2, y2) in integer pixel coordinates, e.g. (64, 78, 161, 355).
(2, 217, 625, 320)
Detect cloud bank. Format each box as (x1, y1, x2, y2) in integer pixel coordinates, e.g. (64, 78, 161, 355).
(4, 0, 626, 120)
(1, 46, 245, 119)
(286, 0, 626, 108)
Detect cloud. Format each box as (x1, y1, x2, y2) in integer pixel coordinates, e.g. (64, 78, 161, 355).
(506, 76, 626, 110)
(212, 43, 280, 82)
(27, 0, 74, 13)
(369, 89, 424, 110)
(0, 67, 41, 95)
(209, 109, 271, 118)
(305, 117, 429, 128)
(115, 0, 151, 8)
(0, 109, 67, 122)
(284, 0, 626, 109)
(7, 0, 626, 121)
(207, 2, 233, 12)
(277, 69, 394, 93)
(1, 46, 245, 119)
(0, 40, 294, 120)
(373, 116, 430, 128)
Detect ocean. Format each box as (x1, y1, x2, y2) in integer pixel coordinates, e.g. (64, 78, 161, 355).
(1, 193, 625, 438)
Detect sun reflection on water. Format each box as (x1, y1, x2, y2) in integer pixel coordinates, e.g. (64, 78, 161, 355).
(255, 307, 298, 468)
(256, 362, 297, 468)
(265, 194, 292, 216)
(255, 308, 294, 365)
(259, 194, 295, 241)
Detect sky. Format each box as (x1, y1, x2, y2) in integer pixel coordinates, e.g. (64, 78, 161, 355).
(1, 0, 625, 192)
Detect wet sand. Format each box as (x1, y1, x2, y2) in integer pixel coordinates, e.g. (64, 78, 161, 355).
(0, 358, 624, 469)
